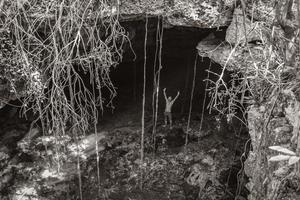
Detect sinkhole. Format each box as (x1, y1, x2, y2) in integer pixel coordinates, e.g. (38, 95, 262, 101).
(0, 17, 251, 200)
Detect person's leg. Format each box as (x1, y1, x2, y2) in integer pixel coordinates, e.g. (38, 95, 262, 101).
(163, 112, 167, 127)
(169, 113, 173, 129)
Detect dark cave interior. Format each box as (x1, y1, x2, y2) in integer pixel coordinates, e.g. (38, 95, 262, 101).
(107, 18, 230, 118)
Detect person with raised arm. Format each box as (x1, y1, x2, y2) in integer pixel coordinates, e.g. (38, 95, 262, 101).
(163, 88, 180, 129)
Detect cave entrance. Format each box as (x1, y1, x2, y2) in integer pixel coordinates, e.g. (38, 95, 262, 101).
(97, 18, 250, 199)
(103, 18, 229, 124)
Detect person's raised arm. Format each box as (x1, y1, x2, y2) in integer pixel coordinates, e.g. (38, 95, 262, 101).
(163, 88, 167, 101)
(172, 91, 180, 103)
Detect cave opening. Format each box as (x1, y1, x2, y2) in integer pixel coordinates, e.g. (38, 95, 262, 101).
(95, 18, 251, 199)
(101, 18, 230, 124)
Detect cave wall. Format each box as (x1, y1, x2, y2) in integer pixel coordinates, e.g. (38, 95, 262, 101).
(244, 91, 300, 200)
(197, 1, 300, 199)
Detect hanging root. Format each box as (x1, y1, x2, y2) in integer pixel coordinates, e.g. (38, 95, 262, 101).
(198, 59, 212, 142)
(1, 0, 130, 138)
(151, 16, 160, 149)
(140, 13, 148, 190)
(1, 1, 131, 198)
(152, 16, 164, 151)
(185, 52, 198, 146)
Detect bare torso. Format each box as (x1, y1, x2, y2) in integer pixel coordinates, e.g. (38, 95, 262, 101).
(165, 100, 173, 112)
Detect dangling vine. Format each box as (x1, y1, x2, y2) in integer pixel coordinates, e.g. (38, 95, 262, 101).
(198, 59, 212, 142)
(140, 13, 148, 189)
(185, 52, 198, 146)
(0, 0, 130, 197)
(151, 16, 160, 149)
(152, 16, 164, 151)
(1, 1, 130, 137)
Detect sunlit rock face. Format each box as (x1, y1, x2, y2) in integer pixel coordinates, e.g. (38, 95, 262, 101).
(196, 7, 275, 71)
(119, 0, 234, 28)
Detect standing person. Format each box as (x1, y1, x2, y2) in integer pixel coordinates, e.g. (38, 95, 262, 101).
(163, 88, 180, 129)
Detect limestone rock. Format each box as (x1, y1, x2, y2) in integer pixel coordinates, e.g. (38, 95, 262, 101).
(68, 131, 108, 159)
(225, 8, 266, 45)
(245, 92, 299, 200)
(120, 0, 233, 28)
(245, 0, 276, 25)
(197, 33, 267, 71)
